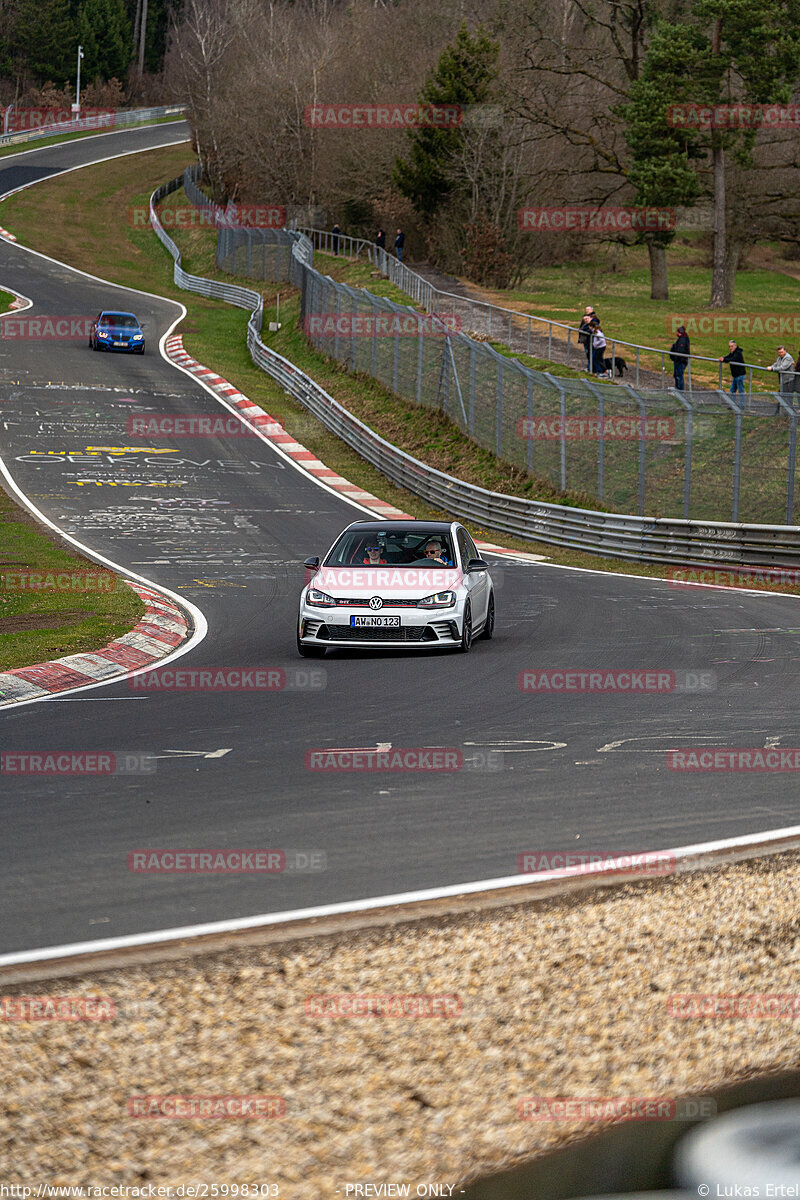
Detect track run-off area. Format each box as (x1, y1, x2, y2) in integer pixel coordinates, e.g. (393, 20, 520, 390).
(1, 123, 800, 963)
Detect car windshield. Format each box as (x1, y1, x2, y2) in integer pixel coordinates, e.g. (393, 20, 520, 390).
(101, 314, 138, 328)
(325, 530, 455, 567)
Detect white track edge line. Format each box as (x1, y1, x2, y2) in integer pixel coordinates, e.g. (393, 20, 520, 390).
(2, 822, 800, 967)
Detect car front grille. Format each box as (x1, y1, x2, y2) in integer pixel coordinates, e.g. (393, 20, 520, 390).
(334, 597, 420, 608)
(320, 624, 436, 643)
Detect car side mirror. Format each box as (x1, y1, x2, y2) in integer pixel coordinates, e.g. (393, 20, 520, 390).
(303, 556, 320, 570)
(466, 558, 489, 573)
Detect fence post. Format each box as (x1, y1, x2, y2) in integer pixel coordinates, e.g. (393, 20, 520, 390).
(496, 358, 503, 457)
(566, 327, 572, 369)
(720, 391, 743, 522)
(670, 388, 693, 520)
(469, 342, 476, 436)
(417, 312, 424, 405)
(372, 298, 379, 379)
(774, 392, 797, 524)
(351, 292, 358, 371)
(247, 230, 252, 276)
(527, 318, 531, 355)
(334, 287, 341, 361)
(527, 375, 534, 474)
(559, 383, 567, 491)
(393, 316, 400, 394)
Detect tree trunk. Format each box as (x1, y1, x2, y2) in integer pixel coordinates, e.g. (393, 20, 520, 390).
(647, 239, 668, 299)
(723, 236, 740, 306)
(709, 136, 727, 307)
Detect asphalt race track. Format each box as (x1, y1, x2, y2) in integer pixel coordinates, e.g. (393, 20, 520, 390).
(1, 124, 800, 957)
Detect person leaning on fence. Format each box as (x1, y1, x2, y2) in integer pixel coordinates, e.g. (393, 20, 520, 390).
(331, 223, 341, 255)
(578, 306, 597, 370)
(590, 319, 610, 377)
(767, 345, 795, 396)
(394, 228, 405, 261)
(720, 340, 746, 396)
(669, 325, 690, 391)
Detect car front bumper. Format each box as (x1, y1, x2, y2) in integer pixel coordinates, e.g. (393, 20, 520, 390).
(298, 602, 463, 648)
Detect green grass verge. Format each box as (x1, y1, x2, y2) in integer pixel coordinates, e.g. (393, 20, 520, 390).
(0, 488, 145, 672)
(4, 144, 800, 595)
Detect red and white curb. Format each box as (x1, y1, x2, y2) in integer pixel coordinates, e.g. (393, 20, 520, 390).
(0, 226, 17, 243)
(0, 584, 190, 706)
(164, 334, 546, 563)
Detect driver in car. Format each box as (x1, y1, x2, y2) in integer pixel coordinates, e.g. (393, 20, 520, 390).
(424, 540, 450, 565)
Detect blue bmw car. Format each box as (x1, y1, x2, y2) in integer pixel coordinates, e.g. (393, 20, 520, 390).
(89, 311, 146, 354)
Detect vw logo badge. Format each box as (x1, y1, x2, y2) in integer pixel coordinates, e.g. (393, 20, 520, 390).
(369, 596, 383, 610)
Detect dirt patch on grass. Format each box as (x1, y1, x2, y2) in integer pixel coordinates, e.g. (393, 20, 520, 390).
(0, 610, 96, 634)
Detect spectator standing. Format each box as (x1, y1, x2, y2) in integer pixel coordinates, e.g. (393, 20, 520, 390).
(331, 223, 341, 255)
(669, 325, 690, 391)
(591, 319, 609, 377)
(720, 340, 746, 396)
(375, 230, 386, 253)
(578, 306, 598, 370)
(394, 228, 405, 261)
(767, 345, 795, 393)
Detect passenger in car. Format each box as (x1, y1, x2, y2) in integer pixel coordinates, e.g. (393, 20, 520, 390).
(362, 543, 387, 565)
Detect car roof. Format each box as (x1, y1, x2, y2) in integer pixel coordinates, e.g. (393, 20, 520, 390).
(344, 520, 455, 533)
(100, 311, 139, 319)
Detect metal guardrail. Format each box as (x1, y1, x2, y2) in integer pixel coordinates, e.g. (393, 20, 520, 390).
(0, 104, 185, 147)
(294, 223, 795, 396)
(149, 171, 800, 570)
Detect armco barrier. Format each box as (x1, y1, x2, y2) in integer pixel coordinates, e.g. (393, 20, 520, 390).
(0, 105, 186, 147)
(150, 173, 800, 572)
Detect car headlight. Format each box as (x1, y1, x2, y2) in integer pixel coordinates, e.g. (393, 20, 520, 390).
(132, 333, 143, 340)
(97, 330, 110, 338)
(418, 590, 456, 608)
(306, 588, 336, 607)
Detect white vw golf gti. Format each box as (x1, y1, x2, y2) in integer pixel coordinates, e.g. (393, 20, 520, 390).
(297, 520, 495, 656)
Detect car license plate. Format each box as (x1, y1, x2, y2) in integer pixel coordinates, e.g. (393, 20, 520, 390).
(351, 615, 400, 628)
(113, 340, 126, 347)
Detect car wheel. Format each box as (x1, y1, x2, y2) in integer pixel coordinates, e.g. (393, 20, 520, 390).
(459, 602, 473, 653)
(297, 632, 325, 659)
(481, 590, 495, 639)
(91, 338, 98, 351)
